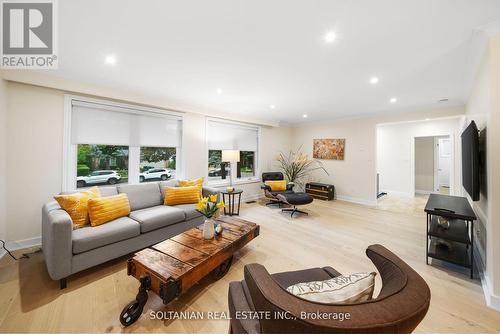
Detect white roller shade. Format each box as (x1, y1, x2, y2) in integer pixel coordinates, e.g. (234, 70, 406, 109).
(207, 120, 258, 151)
(71, 101, 181, 147)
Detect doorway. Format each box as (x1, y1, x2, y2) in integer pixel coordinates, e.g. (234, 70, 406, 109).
(414, 135, 451, 195)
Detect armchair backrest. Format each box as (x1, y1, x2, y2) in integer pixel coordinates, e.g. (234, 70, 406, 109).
(262, 172, 284, 182)
(243, 244, 430, 333)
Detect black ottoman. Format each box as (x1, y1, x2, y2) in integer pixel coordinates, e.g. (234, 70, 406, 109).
(276, 192, 314, 217)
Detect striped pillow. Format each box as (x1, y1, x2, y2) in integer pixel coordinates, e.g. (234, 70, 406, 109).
(286, 272, 376, 304)
(164, 186, 201, 206)
(88, 194, 131, 227)
(178, 177, 203, 187)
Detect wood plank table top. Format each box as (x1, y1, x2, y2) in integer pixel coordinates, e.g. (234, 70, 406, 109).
(126, 216, 260, 300)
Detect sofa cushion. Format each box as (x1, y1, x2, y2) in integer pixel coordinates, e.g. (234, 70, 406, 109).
(72, 217, 140, 254)
(272, 267, 340, 289)
(129, 205, 185, 233)
(173, 203, 203, 220)
(98, 186, 118, 197)
(117, 183, 162, 211)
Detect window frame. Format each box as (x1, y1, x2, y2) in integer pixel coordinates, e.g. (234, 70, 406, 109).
(63, 95, 184, 191)
(205, 118, 261, 186)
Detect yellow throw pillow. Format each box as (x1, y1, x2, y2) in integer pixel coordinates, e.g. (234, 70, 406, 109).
(54, 187, 101, 229)
(88, 194, 131, 227)
(164, 186, 201, 206)
(265, 180, 287, 192)
(178, 177, 203, 198)
(178, 177, 203, 187)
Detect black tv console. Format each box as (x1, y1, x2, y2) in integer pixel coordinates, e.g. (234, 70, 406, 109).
(424, 194, 477, 278)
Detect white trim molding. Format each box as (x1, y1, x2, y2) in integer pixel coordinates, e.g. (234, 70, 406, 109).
(336, 195, 377, 207)
(479, 272, 500, 312)
(0, 236, 41, 260)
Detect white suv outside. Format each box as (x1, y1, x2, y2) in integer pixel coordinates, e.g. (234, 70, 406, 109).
(139, 168, 172, 182)
(77, 170, 121, 188)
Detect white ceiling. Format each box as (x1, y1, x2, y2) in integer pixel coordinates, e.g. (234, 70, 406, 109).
(51, 0, 500, 124)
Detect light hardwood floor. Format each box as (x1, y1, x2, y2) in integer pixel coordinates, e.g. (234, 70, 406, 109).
(1, 197, 500, 333)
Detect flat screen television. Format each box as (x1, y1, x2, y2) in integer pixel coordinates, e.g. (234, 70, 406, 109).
(461, 121, 480, 201)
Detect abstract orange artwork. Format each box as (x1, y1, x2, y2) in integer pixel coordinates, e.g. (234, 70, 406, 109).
(313, 138, 345, 160)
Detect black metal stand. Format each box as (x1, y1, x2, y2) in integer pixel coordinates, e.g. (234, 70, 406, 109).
(120, 275, 151, 327)
(222, 190, 243, 216)
(424, 194, 476, 279)
(282, 206, 308, 218)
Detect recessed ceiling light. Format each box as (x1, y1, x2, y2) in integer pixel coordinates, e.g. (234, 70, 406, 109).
(270, 104, 276, 109)
(217, 88, 223, 95)
(425, 118, 430, 121)
(105, 54, 116, 65)
(324, 31, 337, 43)
(369, 77, 379, 85)
(303, 114, 308, 118)
(390, 97, 397, 103)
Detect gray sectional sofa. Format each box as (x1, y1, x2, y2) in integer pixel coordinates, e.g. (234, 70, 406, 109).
(42, 180, 219, 289)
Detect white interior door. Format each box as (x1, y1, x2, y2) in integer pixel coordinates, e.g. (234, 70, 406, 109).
(437, 138, 451, 188)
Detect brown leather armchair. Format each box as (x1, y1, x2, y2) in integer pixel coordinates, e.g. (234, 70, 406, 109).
(228, 244, 430, 334)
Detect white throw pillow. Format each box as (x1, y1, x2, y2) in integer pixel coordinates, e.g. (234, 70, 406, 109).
(286, 272, 376, 304)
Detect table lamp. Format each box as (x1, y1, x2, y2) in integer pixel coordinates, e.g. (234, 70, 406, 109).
(222, 150, 240, 188)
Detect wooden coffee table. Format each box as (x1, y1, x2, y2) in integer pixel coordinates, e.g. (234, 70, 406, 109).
(119, 216, 260, 326)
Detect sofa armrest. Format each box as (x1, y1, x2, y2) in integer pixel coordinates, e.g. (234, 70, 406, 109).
(42, 202, 73, 280)
(202, 186, 220, 201)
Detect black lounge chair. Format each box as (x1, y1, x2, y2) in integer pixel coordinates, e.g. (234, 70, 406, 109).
(261, 172, 294, 207)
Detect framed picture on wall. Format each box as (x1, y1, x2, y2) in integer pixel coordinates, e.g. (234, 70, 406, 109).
(313, 138, 345, 160)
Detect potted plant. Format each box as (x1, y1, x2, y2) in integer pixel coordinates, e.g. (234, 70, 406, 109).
(277, 146, 329, 189)
(195, 195, 225, 239)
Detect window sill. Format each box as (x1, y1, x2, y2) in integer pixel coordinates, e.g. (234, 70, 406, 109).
(207, 178, 261, 188)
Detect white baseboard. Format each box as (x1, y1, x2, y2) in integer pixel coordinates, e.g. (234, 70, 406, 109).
(241, 193, 263, 202)
(415, 189, 433, 195)
(0, 236, 41, 260)
(479, 271, 500, 311)
(336, 195, 377, 207)
(380, 190, 414, 198)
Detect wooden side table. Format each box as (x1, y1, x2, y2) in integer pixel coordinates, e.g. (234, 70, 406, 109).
(221, 189, 243, 216)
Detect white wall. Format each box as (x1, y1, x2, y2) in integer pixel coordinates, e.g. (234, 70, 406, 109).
(414, 137, 434, 192)
(466, 32, 500, 309)
(0, 79, 7, 241)
(291, 118, 377, 205)
(291, 107, 465, 205)
(376, 118, 462, 197)
(6, 83, 65, 242)
(3, 81, 292, 242)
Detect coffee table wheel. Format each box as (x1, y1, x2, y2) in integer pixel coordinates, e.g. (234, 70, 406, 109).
(120, 275, 150, 327)
(211, 256, 233, 280)
(120, 300, 144, 326)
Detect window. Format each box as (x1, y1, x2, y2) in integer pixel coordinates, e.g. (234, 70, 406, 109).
(65, 97, 182, 190)
(208, 150, 230, 181)
(76, 144, 128, 188)
(239, 151, 255, 177)
(206, 120, 259, 183)
(140, 146, 176, 182)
